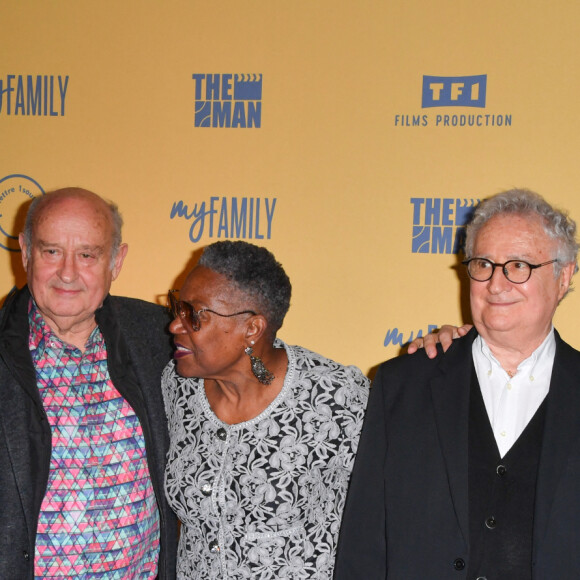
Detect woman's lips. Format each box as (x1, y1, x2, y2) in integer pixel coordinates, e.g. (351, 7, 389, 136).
(173, 343, 192, 359)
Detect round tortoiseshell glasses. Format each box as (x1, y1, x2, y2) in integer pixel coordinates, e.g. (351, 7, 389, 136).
(167, 290, 256, 332)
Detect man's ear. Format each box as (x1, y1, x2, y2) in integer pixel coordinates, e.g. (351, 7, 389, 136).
(18, 233, 28, 272)
(111, 243, 129, 280)
(558, 261, 576, 302)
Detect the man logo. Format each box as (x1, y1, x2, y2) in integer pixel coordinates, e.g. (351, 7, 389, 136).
(192, 73, 262, 128)
(411, 197, 479, 254)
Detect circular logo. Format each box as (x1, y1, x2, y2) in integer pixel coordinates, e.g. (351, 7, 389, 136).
(0, 174, 45, 252)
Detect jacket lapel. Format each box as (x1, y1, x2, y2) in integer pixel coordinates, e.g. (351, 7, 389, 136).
(429, 329, 478, 547)
(0, 286, 51, 540)
(0, 287, 45, 408)
(533, 331, 580, 554)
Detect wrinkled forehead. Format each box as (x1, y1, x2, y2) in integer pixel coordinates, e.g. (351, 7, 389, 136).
(33, 196, 115, 241)
(183, 266, 251, 307)
(474, 213, 554, 252)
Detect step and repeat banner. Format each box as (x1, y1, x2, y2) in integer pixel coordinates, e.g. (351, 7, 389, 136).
(3, 1, 580, 375)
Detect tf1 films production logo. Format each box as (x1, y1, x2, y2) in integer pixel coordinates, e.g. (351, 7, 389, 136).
(192, 74, 262, 128)
(0, 75, 69, 116)
(395, 75, 512, 128)
(411, 197, 479, 254)
(0, 175, 45, 251)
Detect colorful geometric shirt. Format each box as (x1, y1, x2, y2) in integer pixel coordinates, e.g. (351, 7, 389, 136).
(29, 299, 160, 579)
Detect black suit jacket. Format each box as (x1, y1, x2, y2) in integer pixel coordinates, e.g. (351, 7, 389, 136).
(335, 328, 580, 579)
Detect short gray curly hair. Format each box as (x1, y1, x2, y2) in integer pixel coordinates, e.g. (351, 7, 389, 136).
(199, 241, 291, 335)
(464, 188, 578, 280)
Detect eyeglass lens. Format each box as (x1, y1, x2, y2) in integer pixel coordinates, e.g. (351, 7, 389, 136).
(168, 291, 200, 331)
(468, 259, 531, 283)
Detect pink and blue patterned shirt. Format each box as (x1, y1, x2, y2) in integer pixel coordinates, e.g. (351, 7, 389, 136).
(29, 300, 160, 579)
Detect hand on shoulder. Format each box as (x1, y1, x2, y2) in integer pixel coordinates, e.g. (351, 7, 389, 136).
(407, 324, 473, 358)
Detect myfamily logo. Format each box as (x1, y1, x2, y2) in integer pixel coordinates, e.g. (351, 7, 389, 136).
(394, 74, 512, 128)
(0, 174, 45, 251)
(0, 75, 69, 116)
(192, 74, 262, 128)
(384, 325, 439, 347)
(411, 197, 479, 254)
(170, 196, 276, 243)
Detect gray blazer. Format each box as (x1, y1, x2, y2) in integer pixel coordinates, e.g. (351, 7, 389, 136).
(0, 286, 177, 579)
(335, 328, 580, 579)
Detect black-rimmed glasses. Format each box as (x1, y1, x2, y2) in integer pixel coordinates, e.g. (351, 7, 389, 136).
(168, 290, 256, 332)
(462, 258, 558, 284)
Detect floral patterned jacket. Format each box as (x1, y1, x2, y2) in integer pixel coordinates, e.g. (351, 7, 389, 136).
(162, 340, 369, 579)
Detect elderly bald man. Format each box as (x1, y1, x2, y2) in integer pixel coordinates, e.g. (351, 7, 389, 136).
(0, 188, 177, 579)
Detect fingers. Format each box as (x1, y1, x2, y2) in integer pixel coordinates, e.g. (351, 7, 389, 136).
(421, 332, 440, 359)
(407, 334, 438, 358)
(407, 338, 423, 354)
(457, 323, 473, 337)
(408, 323, 469, 357)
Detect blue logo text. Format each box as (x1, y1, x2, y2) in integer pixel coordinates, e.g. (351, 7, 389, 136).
(411, 197, 479, 254)
(192, 74, 262, 128)
(170, 196, 276, 242)
(0, 75, 69, 116)
(422, 75, 486, 108)
(384, 325, 439, 347)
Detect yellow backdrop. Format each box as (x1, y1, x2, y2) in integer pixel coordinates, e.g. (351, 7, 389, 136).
(3, 1, 580, 376)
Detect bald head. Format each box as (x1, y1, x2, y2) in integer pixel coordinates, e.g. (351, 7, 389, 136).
(18, 187, 129, 348)
(23, 188, 124, 266)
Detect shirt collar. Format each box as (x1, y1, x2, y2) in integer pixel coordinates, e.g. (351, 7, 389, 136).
(473, 327, 556, 378)
(28, 297, 103, 353)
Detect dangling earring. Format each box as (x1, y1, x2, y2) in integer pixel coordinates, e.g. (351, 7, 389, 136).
(244, 342, 274, 385)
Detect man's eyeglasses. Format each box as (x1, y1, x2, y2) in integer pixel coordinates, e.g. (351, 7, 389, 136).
(168, 290, 256, 332)
(462, 258, 558, 284)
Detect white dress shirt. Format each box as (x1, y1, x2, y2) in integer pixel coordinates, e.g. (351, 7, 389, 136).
(472, 329, 555, 458)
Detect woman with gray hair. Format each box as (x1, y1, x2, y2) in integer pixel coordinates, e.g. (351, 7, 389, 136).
(161, 241, 369, 579)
